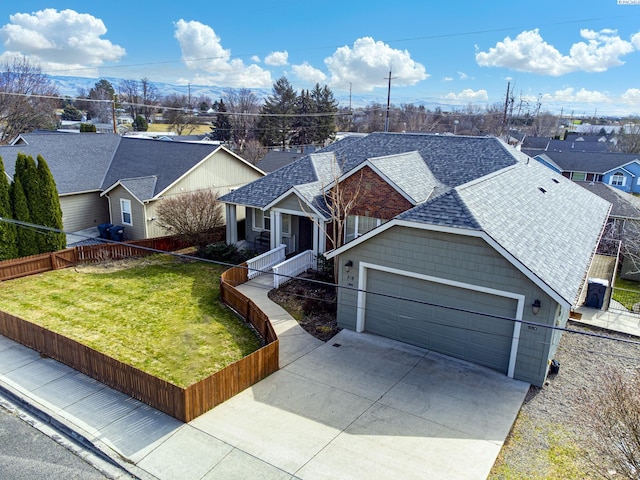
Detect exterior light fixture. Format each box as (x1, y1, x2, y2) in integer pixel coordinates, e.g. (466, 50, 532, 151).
(532, 299, 541, 315)
(345, 260, 353, 273)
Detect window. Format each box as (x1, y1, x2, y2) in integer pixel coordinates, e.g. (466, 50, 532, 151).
(571, 172, 586, 181)
(253, 209, 271, 231)
(281, 214, 291, 236)
(611, 172, 625, 187)
(345, 215, 383, 242)
(120, 199, 132, 225)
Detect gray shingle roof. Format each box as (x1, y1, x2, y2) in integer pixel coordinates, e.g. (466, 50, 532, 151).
(530, 150, 640, 174)
(118, 176, 158, 202)
(101, 137, 219, 199)
(256, 151, 305, 173)
(369, 151, 444, 204)
(221, 133, 518, 207)
(575, 181, 640, 220)
(400, 159, 610, 304)
(0, 133, 121, 194)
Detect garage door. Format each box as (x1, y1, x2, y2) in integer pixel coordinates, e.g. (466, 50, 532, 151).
(365, 269, 517, 373)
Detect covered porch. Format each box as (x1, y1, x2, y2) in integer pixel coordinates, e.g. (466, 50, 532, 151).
(225, 204, 327, 258)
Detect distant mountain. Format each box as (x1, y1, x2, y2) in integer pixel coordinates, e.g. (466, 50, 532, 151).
(48, 75, 453, 112)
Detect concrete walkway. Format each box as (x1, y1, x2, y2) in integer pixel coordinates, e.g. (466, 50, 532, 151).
(0, 274, 530, 479)
(573, 304, 640, 337)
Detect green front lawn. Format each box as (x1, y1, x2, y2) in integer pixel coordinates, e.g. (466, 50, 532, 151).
(0, 256, 261, 387)
(612, 277, 640, 310)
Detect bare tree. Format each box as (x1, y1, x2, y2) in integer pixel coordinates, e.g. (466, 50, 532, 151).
(162, 93, 198, 135)
(223, 88, 260, 151)
(0, 57, 59, 144)
(579, 367, 640, 479)
(140, 78, 160, 122)
(156, 190, 224, 249)
(615, 124, 640, 154)
(298, 157, 363, 282)
(239, 139, 267, 164)
(118, 78, 140, 119)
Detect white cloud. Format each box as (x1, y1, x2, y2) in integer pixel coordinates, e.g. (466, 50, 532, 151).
(443, 76, 453, 82)
(251, 55, 261, 63)
(444, 89, 488, 102)
(292, 62, 327, 84)
(476, 29, 635, 75)
(324, 37, 428, 92)
(622, 88, 640, 105)
(458, 71, 469, 80)
(540, 87, 611, 104)
(174, 19, 272, 88)
(0, 8, 125, 76)
(265, 50, 288, 66)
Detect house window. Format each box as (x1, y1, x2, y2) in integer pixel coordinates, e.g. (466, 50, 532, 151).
(282, 214, 291, 236)
(120, 199, 132, 225)
(253, 209, 271, 231)
(345, 215, 383, 242)
(611, 173, 625, 187)
(571, 172, 586, 181)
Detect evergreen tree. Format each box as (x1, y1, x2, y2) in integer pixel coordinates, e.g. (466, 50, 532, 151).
(310, 83, 338, 145)
(212, 100, 232, 142)
(291, 89, 315, 147)
(0, 157, 18, 259)
(133, 115, 148, 132)
(35, 156, 66, 252)
(257, 76, 297, 149)
(10, 176, 38, 257)
(14, 154, 41, 248)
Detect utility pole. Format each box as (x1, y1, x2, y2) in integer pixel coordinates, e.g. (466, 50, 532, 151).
(111, 94, 117, 134)
(384, 69, 396, 133)
(502, 81, 510, 138)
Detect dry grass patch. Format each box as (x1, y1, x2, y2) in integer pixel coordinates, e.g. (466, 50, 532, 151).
(0, 255, 261, 387)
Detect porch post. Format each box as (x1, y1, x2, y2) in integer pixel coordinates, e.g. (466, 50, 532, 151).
(271, 210, 279, 249)
(225, 204, 238, 245)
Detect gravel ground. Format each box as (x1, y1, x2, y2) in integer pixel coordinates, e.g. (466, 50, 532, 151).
(490, 321, 640, 479)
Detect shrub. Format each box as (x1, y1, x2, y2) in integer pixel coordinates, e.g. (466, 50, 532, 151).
(197, 242, 257, 265)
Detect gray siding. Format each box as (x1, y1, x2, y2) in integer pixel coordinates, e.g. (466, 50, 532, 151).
(107, 187, 146, 240)
(336, 226, 558, 387)
(275, 193, 308, 214)
(59, 192, 109, 232)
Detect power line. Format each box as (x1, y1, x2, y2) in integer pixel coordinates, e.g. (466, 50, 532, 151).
(2, 216, 640, 351)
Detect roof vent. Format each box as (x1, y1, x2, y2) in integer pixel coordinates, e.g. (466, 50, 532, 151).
(552, 178, 559, 184)
(539, 187, 547, 194)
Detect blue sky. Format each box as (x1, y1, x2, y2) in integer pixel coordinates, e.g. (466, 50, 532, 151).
(1, 1, 640, 115)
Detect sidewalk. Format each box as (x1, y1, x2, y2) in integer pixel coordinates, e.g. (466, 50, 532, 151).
(2, 272, 633, 479)
(0, 274, 323, 479)
(573, 304, 640, 337)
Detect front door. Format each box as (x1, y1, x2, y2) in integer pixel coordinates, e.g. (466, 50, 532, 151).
(298, 216, 313, 252)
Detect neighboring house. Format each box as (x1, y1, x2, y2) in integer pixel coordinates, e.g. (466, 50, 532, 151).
(520, 136, 612, 153)
(528, 150, 640, 193)
(1, 132, 264, 240)
(221, 132, 609, 387)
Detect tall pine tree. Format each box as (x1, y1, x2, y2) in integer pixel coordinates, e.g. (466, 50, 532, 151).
(0, 156, 18, 260)
(10, 176, 38, 257)
(36, 155, 66, 252)
(212, 99, 232, 142)
(311, 83, 338, 145)
(257, 76, 297, 149)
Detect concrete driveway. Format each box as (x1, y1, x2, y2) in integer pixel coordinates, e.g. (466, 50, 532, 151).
(139, 330, 529, 480)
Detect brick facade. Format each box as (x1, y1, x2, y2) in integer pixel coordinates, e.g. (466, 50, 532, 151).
(341, 165, 413, 220)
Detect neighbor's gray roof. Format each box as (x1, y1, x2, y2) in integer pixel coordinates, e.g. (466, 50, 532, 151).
(220, 132, 518, 208)
(0, 132, 121, 194)
(529, 150, 640, 174)
(400, 159, 610, 304)
(117, 176, 158, 202)
(256, 151, 305, 173)
(100, 137, 219, 200)
(575, 181, 640, 220)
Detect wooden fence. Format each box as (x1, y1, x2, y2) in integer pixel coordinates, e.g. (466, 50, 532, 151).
(0, 228, 280, 422)
(0, 232, 225, 282)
